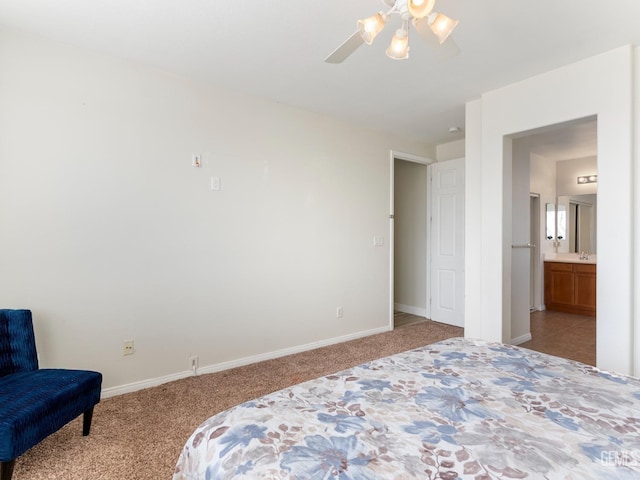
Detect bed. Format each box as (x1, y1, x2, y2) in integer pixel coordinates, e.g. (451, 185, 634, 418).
(173, 337, 640, 479)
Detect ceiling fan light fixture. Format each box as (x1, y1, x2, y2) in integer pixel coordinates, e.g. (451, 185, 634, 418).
(407, 0, 435, 19)
(324, 2, 461, 64)
(429, 12, 459, 44)
(386, 27, 409, 60)
(357, 12, 387, 45)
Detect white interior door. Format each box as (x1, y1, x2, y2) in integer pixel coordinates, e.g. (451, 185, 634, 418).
(428, 158, 465, 327)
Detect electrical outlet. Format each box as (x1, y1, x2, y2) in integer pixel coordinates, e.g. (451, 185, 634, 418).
(336, 306, 344, 318)
(123, 340, 134, 356)
(190, 355, 199, 373)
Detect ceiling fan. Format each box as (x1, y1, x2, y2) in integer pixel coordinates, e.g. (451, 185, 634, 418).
(325, 0, 459, 63)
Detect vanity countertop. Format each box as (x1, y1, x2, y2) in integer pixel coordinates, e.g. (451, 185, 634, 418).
(544, 253, 596, 264)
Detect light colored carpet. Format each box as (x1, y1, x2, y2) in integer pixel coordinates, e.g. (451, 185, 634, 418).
(13, 320, 463, 479)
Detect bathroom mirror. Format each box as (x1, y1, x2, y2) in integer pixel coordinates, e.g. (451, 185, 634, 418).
(545, 203, 555, 240)
(557, 203, 567, 241)
(557, 195, 597, 253)
(545, 202, 569, 244)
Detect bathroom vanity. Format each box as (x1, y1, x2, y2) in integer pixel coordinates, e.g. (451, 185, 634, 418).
(544, 254, 596, 316)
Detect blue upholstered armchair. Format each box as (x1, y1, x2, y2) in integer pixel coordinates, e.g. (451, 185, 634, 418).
(0, 309, 102, 480)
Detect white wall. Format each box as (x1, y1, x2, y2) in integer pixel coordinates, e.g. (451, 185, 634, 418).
(510, 139, 532, 343)
(393, 160, 428, 315)
(0, 28, 433, 392)
(635, 47, 640, 376)
(556, 156, 598, 197)
(437, 139, 465, 162)
(463, 100, 483, 339)
(465, 46, 636, 374)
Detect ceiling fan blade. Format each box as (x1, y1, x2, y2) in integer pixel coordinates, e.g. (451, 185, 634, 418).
(324, 31, 365, 64)
(411, 17, 460, 60)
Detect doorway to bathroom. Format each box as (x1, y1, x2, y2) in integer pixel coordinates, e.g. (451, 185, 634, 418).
(511, 117, 597, 363)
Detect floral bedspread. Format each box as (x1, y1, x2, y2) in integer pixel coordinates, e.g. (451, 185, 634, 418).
(173, 337, 640, 479)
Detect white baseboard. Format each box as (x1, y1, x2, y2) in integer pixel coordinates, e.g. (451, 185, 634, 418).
(101, 370, 194, 398)
(511, 333, 532, 345)
(101, 325, 390, 399)
(394, 303, 427, 317)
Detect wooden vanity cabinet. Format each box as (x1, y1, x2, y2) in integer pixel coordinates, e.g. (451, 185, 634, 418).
(544, 261, 596, 316)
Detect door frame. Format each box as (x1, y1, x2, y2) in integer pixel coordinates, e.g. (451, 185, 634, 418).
(530, 193, 541, 311)
(388, 150, 434, 330)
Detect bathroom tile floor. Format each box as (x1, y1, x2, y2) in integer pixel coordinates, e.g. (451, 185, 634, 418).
(520, 310, 596, 366)
(393, 311, 427, 328)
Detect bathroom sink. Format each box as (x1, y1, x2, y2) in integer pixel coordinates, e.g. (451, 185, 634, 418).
(544, 253, 596, 264)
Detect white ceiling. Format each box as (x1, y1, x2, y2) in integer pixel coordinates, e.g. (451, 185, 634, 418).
(518, 118, 598, 161)
(0, 0, 639, 147)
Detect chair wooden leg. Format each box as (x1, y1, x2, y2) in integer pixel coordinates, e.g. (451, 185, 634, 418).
(82, 406, 95, 436)
(1, 460, 15, 480)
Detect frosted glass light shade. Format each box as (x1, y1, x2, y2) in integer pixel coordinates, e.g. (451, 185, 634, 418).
(357, 12, 387, 44)
(386, 29, 409, 60)
(429, 12, 459, 44)
(407, 0, 435, 19)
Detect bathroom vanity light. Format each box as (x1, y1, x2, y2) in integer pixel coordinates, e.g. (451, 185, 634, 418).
(577, 175, 597, 184)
